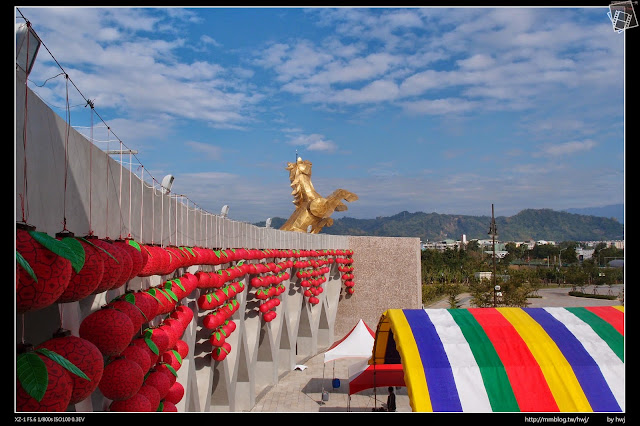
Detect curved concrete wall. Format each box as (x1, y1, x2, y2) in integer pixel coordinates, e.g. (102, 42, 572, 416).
(15, 70, 421, 412)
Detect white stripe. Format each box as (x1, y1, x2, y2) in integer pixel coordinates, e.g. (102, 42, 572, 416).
(425, 309, 492, 412)
(544, 307, 625, 411)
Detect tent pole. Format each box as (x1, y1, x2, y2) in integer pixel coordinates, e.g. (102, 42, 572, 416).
(321, 362, 325, 404)
(373, 322, 381, 410)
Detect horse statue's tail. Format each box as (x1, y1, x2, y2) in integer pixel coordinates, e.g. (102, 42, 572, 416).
(309, 189, 358, 218)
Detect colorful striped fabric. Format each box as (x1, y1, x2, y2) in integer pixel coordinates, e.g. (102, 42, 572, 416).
(375, 307, 624, 412)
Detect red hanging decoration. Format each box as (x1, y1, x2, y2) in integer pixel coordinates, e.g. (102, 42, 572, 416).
(109, 392, 152, 412)
(16, 345, 73, 412)
(108, 298, 146, 333)
(161, 400, 178, 412)
(164, 381, 184, 405)
(137, 244, 160, 277)
(36, 330, 104, 405)
(144, 327, 170, 356)
(105, 239, 132, 290)
(144, 369, 172, 400)
(121, 344, 152, 375)
(98, 357, 144, 401)
(131, 337, 159, 366)
(78, 307, 135, 357)
(56, 236, 103, 303)
(87, 236, 121, 294)
(170, 305, 194, 330)
(114, 239, 144, 281)
(137, 384, 161, 412)
(133, 290, 159, 322)
(16, 224, 72, 313)
(159, 350, 182, 372)
(173, 339, 189, 360)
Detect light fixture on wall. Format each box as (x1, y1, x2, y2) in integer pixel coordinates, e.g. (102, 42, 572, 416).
(161, 174, 174, 194)
(221, 205, 229, 218)
(16, 22, 41, 76)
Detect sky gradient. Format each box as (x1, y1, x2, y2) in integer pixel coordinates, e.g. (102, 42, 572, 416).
(16, 6, 626, 224)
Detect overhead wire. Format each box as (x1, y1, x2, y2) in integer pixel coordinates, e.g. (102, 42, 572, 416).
(15, 8, 235, 232)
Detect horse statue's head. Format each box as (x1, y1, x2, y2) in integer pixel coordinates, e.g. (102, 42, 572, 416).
(285, 157, 318, 208)
(286, 157, 312, 181)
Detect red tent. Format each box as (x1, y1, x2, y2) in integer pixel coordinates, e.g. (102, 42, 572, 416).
(348, 360, 405, 395)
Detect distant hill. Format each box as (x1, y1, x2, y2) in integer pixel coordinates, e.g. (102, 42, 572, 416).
(254, 209, 624, 242)
(563, 204, 624, 224)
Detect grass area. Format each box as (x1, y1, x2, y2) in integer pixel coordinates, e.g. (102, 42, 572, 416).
(568, 291, 618, 300)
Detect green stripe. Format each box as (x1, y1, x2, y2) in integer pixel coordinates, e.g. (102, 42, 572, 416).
(565, 307, 624, 362)
(449, 309, 519, 412)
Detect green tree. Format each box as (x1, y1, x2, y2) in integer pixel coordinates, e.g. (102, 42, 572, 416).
(531, 243, 555, 262)
(558, 244, 578, 265)
(594, 246, 624, 267)
(466, 240, 481, 252)
(469, 278, 493, 308)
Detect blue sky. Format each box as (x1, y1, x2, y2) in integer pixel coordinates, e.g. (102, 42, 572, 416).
(16, 6, 626, 224)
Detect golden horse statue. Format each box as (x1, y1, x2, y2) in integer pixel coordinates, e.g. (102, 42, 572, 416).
(280, 157, 358, 234)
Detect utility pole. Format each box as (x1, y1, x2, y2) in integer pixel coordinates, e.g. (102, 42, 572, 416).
(489, 204, 498, 307)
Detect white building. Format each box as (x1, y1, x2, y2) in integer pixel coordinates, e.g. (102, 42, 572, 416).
(576, 247, 595, 261)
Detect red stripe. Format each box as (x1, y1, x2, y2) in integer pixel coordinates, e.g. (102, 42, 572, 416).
(468, 308, 559, 412)
(349, 364, 405, 395)
(585, 306, 624, 335)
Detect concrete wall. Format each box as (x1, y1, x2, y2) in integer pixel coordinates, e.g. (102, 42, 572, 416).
(15, 70, 421, 412)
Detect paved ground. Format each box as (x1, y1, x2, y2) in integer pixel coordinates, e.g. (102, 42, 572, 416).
(249, 284, 624, 413)
(249, 352, 412, 412)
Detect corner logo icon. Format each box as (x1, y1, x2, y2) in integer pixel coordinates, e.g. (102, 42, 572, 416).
(608, 1, 638, 33)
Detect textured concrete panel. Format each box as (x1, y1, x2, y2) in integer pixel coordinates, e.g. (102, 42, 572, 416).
(334, 236, 422, 338)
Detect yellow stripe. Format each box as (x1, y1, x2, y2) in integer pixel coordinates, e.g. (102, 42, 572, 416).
(372, 311, 391, 365)
(497, 308, 592, 412)
(387, 309, 432, 412)
(613, 305, 624, 313)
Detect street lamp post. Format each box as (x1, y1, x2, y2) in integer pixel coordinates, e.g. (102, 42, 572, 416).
(559, 248, 566, 268)
(558, 247, 566, 285)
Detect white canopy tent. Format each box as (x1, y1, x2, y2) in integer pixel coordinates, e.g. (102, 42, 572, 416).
(324, 319, 376, 363)
(321, 319, 376, 403)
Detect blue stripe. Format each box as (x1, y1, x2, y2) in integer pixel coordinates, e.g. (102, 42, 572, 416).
(403, 310, 462, 412)
(524, 308, 621, 412)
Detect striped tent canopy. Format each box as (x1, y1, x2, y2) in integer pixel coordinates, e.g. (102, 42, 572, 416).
(373, 307, 624, 412)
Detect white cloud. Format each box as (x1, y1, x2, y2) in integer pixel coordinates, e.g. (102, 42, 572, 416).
(399, 69, 451, 97)
(383, 9, 425, 29)
(185, 141, 223, 160)
(456, 54, 495, 70)
(287, 133, 338, 152)
(269, 40, 334, 83)
(331, 80, 400, 104)
(308, 52, 400, 85)
(401, 98, 480, 115)
(540, 140, 597, 157)
(200, 34, 222, 48)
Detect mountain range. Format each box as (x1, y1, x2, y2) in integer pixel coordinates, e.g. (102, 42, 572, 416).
(562, 204, 624, 224)
(254, 205, 624, 242)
